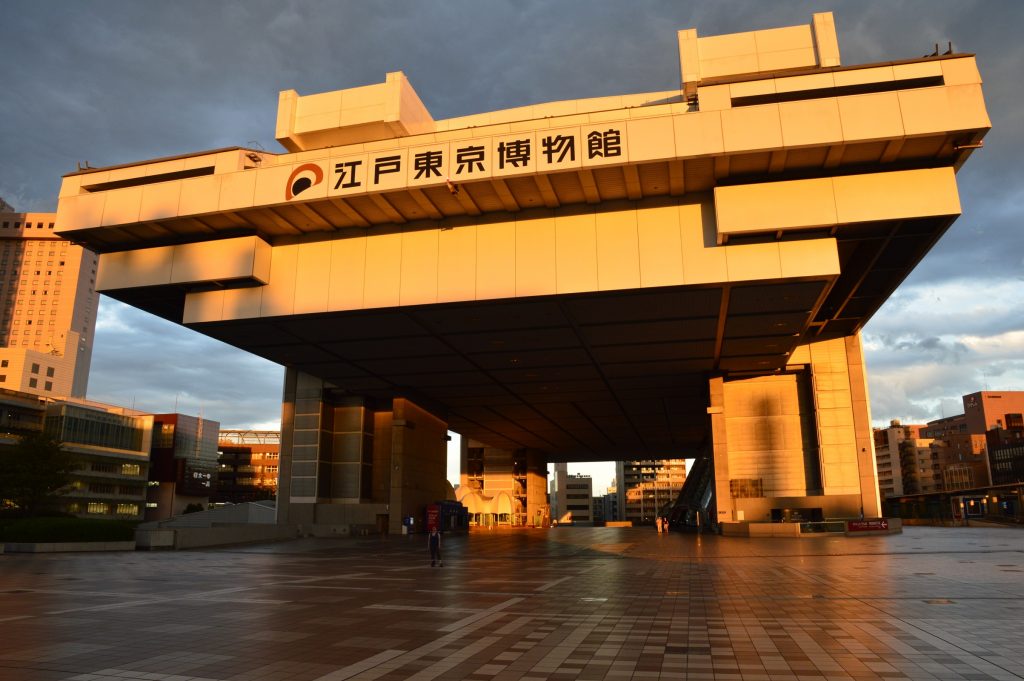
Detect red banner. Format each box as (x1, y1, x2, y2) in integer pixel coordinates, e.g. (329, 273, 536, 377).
(426, 504, 440, 531)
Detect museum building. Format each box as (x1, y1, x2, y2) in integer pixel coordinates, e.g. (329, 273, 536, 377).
(51, 13, 989, 533)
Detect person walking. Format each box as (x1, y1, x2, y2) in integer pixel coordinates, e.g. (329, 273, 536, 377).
(428, 527, 442, 567)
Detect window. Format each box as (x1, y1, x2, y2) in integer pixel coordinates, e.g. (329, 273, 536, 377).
(0, 360, 7, 368)
(30, 362, 39, 374)
(44, 381, 52, 391)
(28, 378, 37, 388)
(116, 504, 138, 515)
(86, 502, 108, 514)
(121, 463, 141, 476)
(46, 367, 53, 377)
(0, 375, 5, 382)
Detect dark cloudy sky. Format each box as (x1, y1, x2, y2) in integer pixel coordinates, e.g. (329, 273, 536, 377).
(1, 1, 1021, 482)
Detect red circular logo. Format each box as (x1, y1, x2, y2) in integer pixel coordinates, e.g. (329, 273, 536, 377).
(285, 163, 324, 200)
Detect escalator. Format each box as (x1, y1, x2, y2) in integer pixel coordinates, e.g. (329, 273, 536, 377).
(666, 454, 715, 533)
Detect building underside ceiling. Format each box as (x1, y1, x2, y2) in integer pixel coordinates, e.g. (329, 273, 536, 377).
(105, 208, 952, 462)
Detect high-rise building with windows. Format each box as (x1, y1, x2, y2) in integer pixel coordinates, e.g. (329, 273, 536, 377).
(0, 209, 99, 398)
(616, 459, 687, 525)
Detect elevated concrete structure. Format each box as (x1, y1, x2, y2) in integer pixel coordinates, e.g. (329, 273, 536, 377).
(53, 13, 989, 532)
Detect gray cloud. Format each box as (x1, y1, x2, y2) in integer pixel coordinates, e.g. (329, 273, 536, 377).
(88, 299, 284, 429)
(2, 0, 1022, 434)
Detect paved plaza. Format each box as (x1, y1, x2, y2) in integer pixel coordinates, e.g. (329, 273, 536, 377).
(1, 526, 1023, 681)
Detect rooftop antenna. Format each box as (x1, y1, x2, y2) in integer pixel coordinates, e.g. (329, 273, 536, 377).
(245, 141, 265, 166)
(943, 41, 953, 55)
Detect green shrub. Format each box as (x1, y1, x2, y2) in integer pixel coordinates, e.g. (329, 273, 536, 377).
(0, 516, 138, 542)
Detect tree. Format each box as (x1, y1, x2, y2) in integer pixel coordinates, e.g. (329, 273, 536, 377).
(0, 432, 78, 517)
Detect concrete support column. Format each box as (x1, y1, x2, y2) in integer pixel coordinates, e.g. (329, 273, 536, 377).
(846, 333, 882, 517)
(281, 369, 449, 534)
(709, 333, 882, 525)
(278, 367, 325, 527)
(524, 449, 549, 527)
(386, 398, 449, 534)
(708, 376, 733, 524)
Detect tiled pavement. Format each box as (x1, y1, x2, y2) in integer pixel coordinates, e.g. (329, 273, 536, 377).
(1, 526, 1023, 681)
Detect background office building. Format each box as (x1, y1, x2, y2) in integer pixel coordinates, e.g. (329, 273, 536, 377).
(550, 463, 593, 525)
(0, 209, 99, 399)
(215, 429, 281, 504)
(147, 413, 220, 520)
(45, 400, 153, 519)
(592, 481, 618, 525)
(617, 459, 687, 525)
(0, 388, 153, 520)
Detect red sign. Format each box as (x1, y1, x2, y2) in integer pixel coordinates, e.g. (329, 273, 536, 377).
(426, 504, 440, 531)
(847, 519, 889, 532)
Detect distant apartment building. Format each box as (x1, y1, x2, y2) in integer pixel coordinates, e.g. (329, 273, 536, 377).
(897, 434, 940, 495)
(146, 413, 220, 520)
(988, 412, 1024, 485)
(0, 210, 99, 399)
(879, 392, 1024, 497)
(616, 459, 687, 525)
(0, 388, 152, 520)
(593, 492, 618, 525)
(873, 421, 922, 498)
(215, 430, 280, 504)
(550, 464, 593, 524)
(458, 439, 548, 526)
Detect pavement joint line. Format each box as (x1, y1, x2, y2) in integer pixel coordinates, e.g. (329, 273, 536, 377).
(413, 588, 539, 597)
(339, 612, 512, 681)
(534, 575, 573, 592)
(364, 604, 481, 614)
(308, 649, 407, 681)
(44, 585, 270, 615)
(439, 597, 524, 633)
(404, 635, 502, 681)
